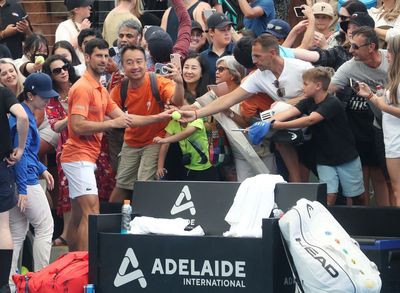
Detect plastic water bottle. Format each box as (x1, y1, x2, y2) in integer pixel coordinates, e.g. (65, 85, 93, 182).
(121, 200, 132, 234)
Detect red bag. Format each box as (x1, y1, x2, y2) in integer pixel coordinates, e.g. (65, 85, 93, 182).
(12, 251, 88, 293)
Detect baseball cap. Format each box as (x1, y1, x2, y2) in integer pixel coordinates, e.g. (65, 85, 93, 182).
(349, 12, 375, 28)
(144, 26, 164, 42)
(263, 19, 291, 40)
(191, 20, 204, 32)
(24, 73, 59, 99)
(207, 12, 232, 29)
(64, 0, 93, 10)
(148, 31, 173, 63)
(312, 2, 334, 17)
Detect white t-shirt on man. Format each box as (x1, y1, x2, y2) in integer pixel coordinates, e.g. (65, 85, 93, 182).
(241, 57, 313, 102)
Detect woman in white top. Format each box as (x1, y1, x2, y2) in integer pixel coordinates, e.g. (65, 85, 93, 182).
(358, 35, 400, 206)
(369, 0, 400, 45)
(55, 0, 93, 64)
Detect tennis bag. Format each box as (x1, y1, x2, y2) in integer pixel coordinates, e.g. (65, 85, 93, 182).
(12, 251, 88, 293)
(279, 199, 381, 293)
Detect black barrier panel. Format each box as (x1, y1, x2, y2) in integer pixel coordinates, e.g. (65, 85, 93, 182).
(132, 181, 326, 235)
(97, 234, 267, 293)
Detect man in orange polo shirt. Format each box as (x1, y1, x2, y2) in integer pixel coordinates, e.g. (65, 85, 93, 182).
(109, 45, 184, 203)
(60, 39, 172, 251)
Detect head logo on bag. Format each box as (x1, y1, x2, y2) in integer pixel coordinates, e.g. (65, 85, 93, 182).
(170, 185, 196, 216)
(114, 248, 147, 288)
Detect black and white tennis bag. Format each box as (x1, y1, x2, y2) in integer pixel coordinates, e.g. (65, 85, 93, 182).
(279, 199, 382, 293)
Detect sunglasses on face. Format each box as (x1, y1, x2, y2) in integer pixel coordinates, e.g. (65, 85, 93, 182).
(339, 14, 350, 21)
(273, 80, 285, 98)
(350, 43, 370, 50)
(51, 64, 70, 75)
(216, 66, 229, 73)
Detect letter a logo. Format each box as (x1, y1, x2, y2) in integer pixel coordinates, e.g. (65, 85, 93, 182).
(114, 248, 147, 288)
(170, 185, 196, 215)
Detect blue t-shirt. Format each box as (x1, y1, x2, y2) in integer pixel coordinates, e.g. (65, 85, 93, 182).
(243, 0, 275, 37)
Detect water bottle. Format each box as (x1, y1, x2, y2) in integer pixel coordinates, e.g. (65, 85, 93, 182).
(121, 200, 132, 234)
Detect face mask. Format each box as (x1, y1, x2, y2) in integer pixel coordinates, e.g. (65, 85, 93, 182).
(340, 21, 349, 33)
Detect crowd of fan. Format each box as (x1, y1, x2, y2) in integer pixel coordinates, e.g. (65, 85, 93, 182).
(1, 0, 400, 291)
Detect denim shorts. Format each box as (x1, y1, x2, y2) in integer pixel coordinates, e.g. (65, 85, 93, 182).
(0, 160, 17, 212)
(317, 157, 365, 197)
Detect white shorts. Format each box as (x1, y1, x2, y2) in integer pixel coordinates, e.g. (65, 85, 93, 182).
(61, 161, 98, 199)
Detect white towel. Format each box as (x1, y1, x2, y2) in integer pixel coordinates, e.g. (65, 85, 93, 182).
(129, 216, 205, 236)
(223, 174, 285, 238)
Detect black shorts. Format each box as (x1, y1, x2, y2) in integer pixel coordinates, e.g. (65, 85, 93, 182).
(0, 161, 17, 213)
(356, 127, 386, 168)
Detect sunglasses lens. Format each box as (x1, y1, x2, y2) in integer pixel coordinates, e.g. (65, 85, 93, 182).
(52, 68, 61, 74)
(62, 64, 69, 71)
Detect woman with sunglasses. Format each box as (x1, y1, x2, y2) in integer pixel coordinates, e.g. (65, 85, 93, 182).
(9, 73, 56, 286)
(357, 35, 400, 206)
(42, 55, 78, 247)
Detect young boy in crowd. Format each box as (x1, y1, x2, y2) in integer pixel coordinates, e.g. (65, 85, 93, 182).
(269, 67, 365, 205)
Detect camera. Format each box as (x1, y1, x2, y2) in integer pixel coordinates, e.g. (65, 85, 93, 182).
(155, 63, 171, 76)
(181, 153, 192, 165)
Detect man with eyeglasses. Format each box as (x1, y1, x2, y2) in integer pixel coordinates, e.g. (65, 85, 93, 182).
(238, 0, 275, 37)
(329, 26, 390, 206)
(200, 12, 235, 83)
(190, 20, 208, 53)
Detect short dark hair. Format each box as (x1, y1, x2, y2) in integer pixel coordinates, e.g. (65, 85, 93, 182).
(252, 34, 279, 52)
(52, 40, 81, 66)
(84, 38, 109, 55)
(352, 26, 379, 51)
(78, 28, 103, 48)
(233, 36, 255, 69)
(120, 45, 146, 63)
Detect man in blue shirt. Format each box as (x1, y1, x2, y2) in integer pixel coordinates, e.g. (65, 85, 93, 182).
(239, 0, 275, 36)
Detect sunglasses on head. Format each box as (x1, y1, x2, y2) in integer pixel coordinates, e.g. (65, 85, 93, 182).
(273, 80, 285, 98)
(267, 23, 283, 32)
(51, 64, 70, 75)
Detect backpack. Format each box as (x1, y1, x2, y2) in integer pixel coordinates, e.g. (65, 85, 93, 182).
(12, 251, 88, 293)
(107, 72, 163, 172)
(279, 199, 382, 293)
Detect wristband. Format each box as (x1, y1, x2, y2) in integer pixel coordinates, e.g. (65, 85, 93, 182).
(367, 92, 374, 100)
(194, 110, 198, 120)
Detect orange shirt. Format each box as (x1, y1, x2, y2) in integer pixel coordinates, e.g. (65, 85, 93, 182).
(110, 73, 175, 147)
(240, 70, 274, 118)
(60, 71, 118, 163)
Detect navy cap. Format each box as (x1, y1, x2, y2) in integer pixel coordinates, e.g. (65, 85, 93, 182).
(263, 19, 291, 40)
(144, 26, 164, 42)
(349, 12, 375, 29)
(191, 20, 204, 32)
(24, 73, 59, 99)
(207, 12, 232, 29)
(148, 31, 173, 63)
(64, 0, 93, 10)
